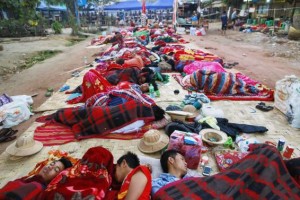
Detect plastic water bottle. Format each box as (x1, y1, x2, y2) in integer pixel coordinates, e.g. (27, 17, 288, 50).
(149, 84, 155, 98)
(155, 89, 160, 97)
(84, 56, 88, 65)
(239, 141, 249, 153)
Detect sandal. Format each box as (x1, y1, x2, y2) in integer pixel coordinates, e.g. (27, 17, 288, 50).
(256, 104, 274, 112)
(0, 128, 11, 137)
(0, 129, 18, 143)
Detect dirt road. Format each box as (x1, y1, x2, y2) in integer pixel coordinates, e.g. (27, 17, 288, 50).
(0, 24, 299, 153)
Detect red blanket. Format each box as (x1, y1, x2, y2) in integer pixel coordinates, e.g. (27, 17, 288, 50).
(154, 144, 300, 200)
(34, 100, 155, 146)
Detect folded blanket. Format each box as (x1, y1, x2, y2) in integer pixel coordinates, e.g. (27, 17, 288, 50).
(154, 144, 300, 200)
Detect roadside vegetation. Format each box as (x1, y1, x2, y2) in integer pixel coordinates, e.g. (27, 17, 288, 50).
(20, 50, 63, 70)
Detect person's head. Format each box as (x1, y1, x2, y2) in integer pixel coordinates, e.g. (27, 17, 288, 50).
(138, 73, 147, 84)
(223, 11, 226, 14)
(116, 58, 125, 65)
(38, 157, 72, 183)
(140, 83, 149, 93)
(160, 150, 187, 178)
(115, 152, 140, 183)
(115, 32, 122, 39)
(152, 105, 165, 121)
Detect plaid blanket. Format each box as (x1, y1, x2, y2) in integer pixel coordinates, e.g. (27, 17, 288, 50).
(44, 100, 155, 140)
(0, 175, 46, 200)
(106, 67, 140, 85)
(173, 73, 274, 101)
(154, 144, 300, 200)
(85, 89, 155, 108)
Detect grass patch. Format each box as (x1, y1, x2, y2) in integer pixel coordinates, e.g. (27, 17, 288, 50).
(65, 36, 87, 46)
(20, 50, 62, 70)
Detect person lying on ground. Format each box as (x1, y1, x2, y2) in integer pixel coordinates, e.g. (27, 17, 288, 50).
(0, 157, 73, 200)
(113, 151, 152, 200)
(40, 147, 151, 200)
(101, 32, 124, 49)
(66, 67, 159, 104)
(116, 56, 144, 69)
(153, 144, 300, 199)
(39, 94, 166, 139)
(151, 149, 188, 196)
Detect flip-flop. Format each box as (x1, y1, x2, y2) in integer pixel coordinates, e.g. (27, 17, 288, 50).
(0, 135, 17, 143)
(45, 91, 53, 97)
(0, 128, 11, 137)
(256, 104, 274, 112)
(0, 129, 18, 143)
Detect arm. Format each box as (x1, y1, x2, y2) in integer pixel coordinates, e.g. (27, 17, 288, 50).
(125, 171, 148, 200)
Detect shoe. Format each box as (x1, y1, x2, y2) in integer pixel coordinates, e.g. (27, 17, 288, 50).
(0, 129, 18, 143)
(256, 104, 274, 112)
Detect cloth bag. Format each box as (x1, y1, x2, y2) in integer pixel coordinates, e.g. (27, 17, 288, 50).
(274, 75, 300, 128)
(167, 130, 202, 169)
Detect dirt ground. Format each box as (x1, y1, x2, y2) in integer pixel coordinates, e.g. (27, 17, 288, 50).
(0, 24, 299, 154)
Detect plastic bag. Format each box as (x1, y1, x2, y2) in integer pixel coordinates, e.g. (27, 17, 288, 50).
(274, 75, 300, 128)
(0, 101, 33, 128)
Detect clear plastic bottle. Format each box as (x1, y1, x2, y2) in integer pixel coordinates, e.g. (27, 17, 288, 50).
(239, 141, 249, 153)
(84, 56, 88, 65)
(149, 84, 155, 98)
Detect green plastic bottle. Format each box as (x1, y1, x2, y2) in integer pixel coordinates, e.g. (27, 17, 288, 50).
(149, 84, 155, 98)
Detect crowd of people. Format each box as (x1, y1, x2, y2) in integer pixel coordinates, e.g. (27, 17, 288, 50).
(1, 14, 299, 200)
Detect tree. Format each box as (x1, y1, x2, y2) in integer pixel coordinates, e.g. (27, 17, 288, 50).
(0, 0, 40, 22)
(45, 0, 79, 35)
(287, 0, 297, 24)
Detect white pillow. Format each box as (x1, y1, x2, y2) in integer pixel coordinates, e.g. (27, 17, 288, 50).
(139, 156, 202, 179)
(139, 156, 162, 179)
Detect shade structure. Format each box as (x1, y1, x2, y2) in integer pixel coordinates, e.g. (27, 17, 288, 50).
(104, 0, 173, 11)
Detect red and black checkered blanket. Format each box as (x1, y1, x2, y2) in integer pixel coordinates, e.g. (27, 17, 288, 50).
(154, 144, 300, 200)
(40, 100, 155, 140)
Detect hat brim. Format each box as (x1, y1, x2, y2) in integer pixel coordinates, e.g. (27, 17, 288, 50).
(200, 129, 228, 145)
(166, 111, 193, 122)
(138, 133, 169, 154)
(6, 140, 43, 157)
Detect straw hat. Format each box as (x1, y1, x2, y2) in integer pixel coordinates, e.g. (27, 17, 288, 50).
(138, 130, 169, 154)
(6, 135, 43, 156)
(200, 129, 228, 146)
(165, 110, 193, 122)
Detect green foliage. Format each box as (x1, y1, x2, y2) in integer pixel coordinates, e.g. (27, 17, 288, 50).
(0, 0, 39, 23)
(20, 50, 63, 70)
(52, 21, 63, 34)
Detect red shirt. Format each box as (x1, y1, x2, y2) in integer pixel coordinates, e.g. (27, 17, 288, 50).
(117, 165, 152, 200)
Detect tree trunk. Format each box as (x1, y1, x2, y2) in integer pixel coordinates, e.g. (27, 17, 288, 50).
(290, 0, 296, 24)
(291, 0, 300, 29)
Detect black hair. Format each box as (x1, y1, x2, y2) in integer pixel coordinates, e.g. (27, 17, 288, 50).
(141, 67, 158, 91)
(166, 59, 175, 71)
(117, 151, 140, 169)
(160, 149, 181, 173)
(116, 58, 125, 65)
(59, 157, 73, 169)
(152, 105, 165, 121)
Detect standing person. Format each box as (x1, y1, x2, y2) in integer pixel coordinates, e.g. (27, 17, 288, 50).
(231, 8, 237, 30)
(191, 11, 198, 27)
(220, 11, 228, 35)
(0, 157, 73, 200)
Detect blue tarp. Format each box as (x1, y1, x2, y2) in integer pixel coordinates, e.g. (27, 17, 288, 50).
(36, 0, 67, 11)
(104, 0, 173, 11)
